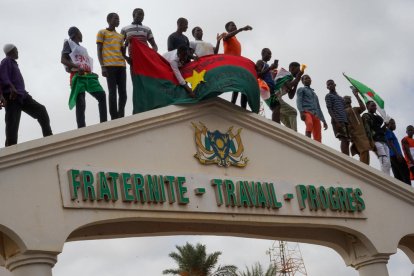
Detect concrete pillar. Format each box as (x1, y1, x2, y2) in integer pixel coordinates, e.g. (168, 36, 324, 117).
(5, 252, 57, 276)
(354, 256, 389, 276)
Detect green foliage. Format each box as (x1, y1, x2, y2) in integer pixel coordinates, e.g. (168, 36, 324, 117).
(163, 242, 238, 276)
(238, 262, 277, 276)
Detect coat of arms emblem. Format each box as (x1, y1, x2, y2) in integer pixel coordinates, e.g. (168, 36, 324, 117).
(192, 122, 248, 167)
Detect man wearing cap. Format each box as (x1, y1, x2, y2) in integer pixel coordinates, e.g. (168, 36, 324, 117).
(61, 26, 107, 128)
(0, 44, 53, 146)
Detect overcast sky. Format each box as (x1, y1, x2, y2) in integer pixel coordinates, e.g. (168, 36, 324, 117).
(1, 0, 414, 275)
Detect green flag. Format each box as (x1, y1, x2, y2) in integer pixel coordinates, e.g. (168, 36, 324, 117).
(343, 73, 385, 109)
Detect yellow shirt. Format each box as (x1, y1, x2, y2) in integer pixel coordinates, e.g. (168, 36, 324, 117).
(96, 29, 126, 67)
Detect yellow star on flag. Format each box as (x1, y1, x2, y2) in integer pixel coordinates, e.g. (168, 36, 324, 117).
(185, 70, 206, 91)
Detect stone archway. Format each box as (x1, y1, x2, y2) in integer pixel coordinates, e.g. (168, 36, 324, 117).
(1, 99, 414, 276)
(0, 226, 26, 264)
(398, 235, 414, 263)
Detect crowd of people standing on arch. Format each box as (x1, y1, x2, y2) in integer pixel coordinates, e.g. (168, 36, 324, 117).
(0, 8, 413, 185)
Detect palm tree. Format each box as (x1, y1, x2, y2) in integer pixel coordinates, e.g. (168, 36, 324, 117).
(163, 242, 237, 276)
(238, 262, 277, 276)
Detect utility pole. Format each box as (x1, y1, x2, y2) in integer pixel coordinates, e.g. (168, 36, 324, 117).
(266, 241, 308, 276)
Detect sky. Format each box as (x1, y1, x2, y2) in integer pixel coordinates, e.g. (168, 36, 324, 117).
(1, 0, 414, 275)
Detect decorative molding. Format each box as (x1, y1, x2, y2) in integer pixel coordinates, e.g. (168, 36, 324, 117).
(5, 252, 58, 271)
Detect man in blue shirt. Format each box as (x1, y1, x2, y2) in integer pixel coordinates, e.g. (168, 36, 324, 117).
(296, 75, 327, 142)
(0, 44, 52, 146)
(256, 48, 277, 92)
(386, 119, 411, 185)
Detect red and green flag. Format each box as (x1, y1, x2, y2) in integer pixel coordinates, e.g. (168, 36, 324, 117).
(343, 73, 388, 119)
(130, 38, 260, 114)
(343, 73, 385, 108)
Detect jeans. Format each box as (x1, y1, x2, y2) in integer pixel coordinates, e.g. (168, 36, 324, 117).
(5, 95, 52, 146)
(76, 92, 107, 128)
(105, 66, 127, 120)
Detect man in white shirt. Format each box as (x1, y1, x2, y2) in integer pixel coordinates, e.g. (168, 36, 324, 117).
(163, 45, 195, 98)
(190, 27, 223, 57)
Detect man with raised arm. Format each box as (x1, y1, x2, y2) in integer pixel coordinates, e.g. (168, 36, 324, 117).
(222, 21, 252, 109)
(190, 26, 223, 57)
(61, 27, 107, 128)
(343, 87, 374, 165)
(266, 62, 303, 131)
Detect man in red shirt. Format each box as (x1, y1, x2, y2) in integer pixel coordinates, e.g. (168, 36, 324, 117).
(402, 125, 414, 181)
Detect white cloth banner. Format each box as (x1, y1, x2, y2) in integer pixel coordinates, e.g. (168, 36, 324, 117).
(67, 39, 93, 72)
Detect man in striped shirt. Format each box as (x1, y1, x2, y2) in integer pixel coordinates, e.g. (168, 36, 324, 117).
(97, 13, 127, 120)
(121, 8, 158, 53)
(325, 79, 350, 155)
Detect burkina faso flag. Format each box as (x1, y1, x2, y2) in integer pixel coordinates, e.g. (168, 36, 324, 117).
(129, 38, 260, 114)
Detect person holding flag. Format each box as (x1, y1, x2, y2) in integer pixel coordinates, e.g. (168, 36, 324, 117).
(223, 21, 252, 109)
(128, 38, 260, 114)
(61, 27, 107, 128)
(343, 88, 374, 165)
(262, 62, 303, 131)
(256, 48, 277, 93)
(163, 45, 195, 98)
(343, 73, 389, 122)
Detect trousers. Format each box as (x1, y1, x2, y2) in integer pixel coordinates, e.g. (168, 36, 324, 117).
(375, 141, 391, 175)
(76, 92, 107, 128)
(105, 66, 127, 119)
(4, 95, 52, 146)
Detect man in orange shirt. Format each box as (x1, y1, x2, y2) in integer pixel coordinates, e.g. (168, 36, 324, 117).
(222, 21, 252, 109)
